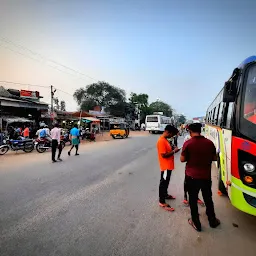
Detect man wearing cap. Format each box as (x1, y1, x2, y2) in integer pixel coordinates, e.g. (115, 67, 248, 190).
(157, 125, 180, 211)
(180, 123, 220, 231)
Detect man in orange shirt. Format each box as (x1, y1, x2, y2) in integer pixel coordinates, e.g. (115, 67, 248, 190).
(157, 125, 180, 211)
(23, 125, 30, 139)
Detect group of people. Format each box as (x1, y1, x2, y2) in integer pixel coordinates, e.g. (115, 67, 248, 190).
(157, 123, 220, 232)
(36, 123, 81, 163)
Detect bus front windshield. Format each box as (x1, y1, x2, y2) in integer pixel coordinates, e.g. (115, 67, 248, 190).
(241, 64, 256, 141)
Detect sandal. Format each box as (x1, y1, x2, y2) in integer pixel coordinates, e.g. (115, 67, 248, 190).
(197, 199, 205, 206)
(183, 199, 189, 206)
(159, 203, 175, 212)
(188, 218, 201, 232)
(165, 195, 176, 200)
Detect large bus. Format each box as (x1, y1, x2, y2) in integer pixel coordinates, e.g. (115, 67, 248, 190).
(205, 56, 256, 216)
(145, 114, 172, 133)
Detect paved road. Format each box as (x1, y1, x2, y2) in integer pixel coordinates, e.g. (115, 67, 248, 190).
(1, 134, 256, 256)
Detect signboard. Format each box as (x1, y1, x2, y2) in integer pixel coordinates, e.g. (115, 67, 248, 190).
(20, 90, 39, 99)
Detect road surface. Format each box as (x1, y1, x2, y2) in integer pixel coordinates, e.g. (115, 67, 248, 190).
(1, 134, 256, 256)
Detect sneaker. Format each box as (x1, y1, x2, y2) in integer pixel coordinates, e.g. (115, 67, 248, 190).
(52, 160, 57, 163)
(75, 153, 79, 156)
(68, 151, 71, 156)
(57, 158, 62, 161)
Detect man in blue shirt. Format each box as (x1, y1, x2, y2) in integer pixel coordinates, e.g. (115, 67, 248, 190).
(68, 124, 80, 156)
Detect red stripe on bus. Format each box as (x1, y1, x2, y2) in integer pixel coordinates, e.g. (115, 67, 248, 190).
(231, 136, 256, 179)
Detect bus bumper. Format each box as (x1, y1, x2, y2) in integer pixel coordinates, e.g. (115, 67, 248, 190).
(230, 176, 256, 216)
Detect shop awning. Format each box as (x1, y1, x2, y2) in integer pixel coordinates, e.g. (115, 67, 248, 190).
(0, 96, 48, 110)
(82, 117, 100, 123)
(3, 117, 33, 123)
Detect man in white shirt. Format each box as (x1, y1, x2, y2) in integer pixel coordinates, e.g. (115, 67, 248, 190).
(50, 123, 62, 163)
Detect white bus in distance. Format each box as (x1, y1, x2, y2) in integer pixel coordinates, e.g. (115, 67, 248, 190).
(145, 115, 172, 133)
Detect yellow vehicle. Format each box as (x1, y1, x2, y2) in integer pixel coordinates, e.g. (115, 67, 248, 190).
(110, 122, 129, 139)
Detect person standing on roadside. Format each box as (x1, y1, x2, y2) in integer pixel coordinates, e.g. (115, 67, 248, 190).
(180, 123, 220, 232)
(157, 125, 180, 212)
(23, 125, 30, 139)
(182, 132, 204, 206)
(68, 124, 80, 156)
(51, 123, 62, 163)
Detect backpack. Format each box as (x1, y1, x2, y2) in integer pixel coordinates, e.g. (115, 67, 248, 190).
(40, 129, 47, 138)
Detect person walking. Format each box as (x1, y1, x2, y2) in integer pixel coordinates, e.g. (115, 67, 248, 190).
(68, 124, 80, 156)
(180, 123, 220, 232)
(51, 123, 62, 163)
(157, 125, 180, 212)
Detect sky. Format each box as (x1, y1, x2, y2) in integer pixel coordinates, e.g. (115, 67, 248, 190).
(0, 0, 256, 118)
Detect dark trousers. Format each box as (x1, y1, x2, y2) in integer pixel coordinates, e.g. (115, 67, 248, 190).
(159, 170, 172, 204)
(184, 178, 201, 201)
(52, 139, 62, 161)
(186, 176, 216, 227)
(173, 136, 178, 147)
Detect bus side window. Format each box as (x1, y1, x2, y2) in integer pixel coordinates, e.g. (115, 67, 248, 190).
(217, 102, 224, 126)
(214, 105, 219, 125)
(226, 103, 234, 128)
(212, 107, 216, 125)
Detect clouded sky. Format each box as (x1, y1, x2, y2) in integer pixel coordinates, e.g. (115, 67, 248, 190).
(1, 0, 255, 118)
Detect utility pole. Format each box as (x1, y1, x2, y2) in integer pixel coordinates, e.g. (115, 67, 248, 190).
(51, 85, 54, 113)
(50, 85, 56, 122)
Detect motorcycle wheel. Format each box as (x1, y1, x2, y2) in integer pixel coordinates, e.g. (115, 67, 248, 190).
(36, 142, 47, 153)
(24, 143, 34, 153)
(0, 146, 9, 155)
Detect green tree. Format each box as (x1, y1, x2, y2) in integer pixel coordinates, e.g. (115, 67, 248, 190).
(129, 93, 149, 108)
(149, 101, 173, 117)
(129, 92, 150, 122)
(73, 81, 126, 112)
(177, 114, 186, 124)
(108, 102, 135, 118)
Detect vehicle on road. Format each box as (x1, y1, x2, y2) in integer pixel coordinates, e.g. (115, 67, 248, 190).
(61, 133, 71, 145)
(0, 137, 34, 155)
(145, 114, 172, 134)
(35, 138, 65, 153)
(110, 122, 129, 139)
(205, 56, 256, 216)
(82, 129, 96, 142)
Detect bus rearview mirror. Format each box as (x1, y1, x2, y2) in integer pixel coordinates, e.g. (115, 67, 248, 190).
(223, 81, 236, 103)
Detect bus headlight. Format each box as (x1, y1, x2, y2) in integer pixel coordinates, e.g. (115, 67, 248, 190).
(243, 163, 255, 173)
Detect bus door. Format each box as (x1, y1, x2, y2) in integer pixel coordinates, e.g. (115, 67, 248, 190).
(222, 128, 232, 197)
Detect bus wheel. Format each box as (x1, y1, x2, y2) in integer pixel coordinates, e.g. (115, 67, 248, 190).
(218, 167, 228, 196)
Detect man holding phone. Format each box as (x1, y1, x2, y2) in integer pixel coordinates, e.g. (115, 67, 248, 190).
(157, 125, 180, 211)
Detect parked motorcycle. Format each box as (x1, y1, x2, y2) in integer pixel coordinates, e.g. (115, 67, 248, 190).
(82, 130, 96, 142)
(35, 138, 65, 153)
(0, 136, 34, 155)
(61, 133, 71, 145)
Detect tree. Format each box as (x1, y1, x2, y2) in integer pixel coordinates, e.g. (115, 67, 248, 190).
(107, 102, 135, 118)
(177, 114, 186, 124)
(73, 81, 126, 112)
(129, 93, 149, 108)
(129, 92, 150, 122)
(149, 101, 173, 117)
(60, 101, 66, 111)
